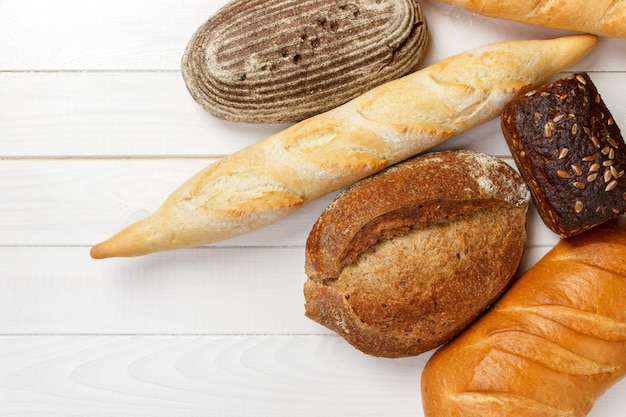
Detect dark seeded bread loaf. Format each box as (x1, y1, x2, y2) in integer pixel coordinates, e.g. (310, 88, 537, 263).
(303, 150, 530, 358)
(502, 73, 626, 237)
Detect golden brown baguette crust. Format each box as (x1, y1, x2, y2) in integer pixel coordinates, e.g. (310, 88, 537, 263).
(421, 216, 626, 417)
(90, 34, 597, 259)
(304, 150, 530, 358)
(436, 0, 626, 38)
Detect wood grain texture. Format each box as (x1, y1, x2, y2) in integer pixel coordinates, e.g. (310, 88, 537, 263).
(0, 72, 290, 157)
(1, 0, 626, 415)
(1, 71, 625, 158)
(0, 246, 319, 334)
(0, 158, 559, 248)
(0, 335, 428, 417)
(0, 0, 220, 71)
(1, 335, 624, 417)
(1, 0, 625, 71)
(0, 245, 552, 335)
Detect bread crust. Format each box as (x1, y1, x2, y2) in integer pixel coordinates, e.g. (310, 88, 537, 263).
(304, 150, 530, 357)
(90, 34, 596, 259)
(421, 216, 626, 417)
(182, 0, 428, 123)
(436, 0, 626, 38)
(502, 73, 626, 237)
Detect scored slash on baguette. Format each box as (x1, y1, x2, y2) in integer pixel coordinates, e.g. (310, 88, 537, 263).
(90, 34, 597, 259)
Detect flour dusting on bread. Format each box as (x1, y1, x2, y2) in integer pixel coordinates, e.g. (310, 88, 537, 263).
(304, 150, 530, 357)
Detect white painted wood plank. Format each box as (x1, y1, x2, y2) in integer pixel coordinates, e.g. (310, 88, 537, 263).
(0, 158, 559, 248)
(0, 246, 322, 334)
(0, 244, 550, 335)
(0, 71, 289, 158)
(1, 0, 625, 71)
(0, 335, 624, 417)
(0, 158, 334, 247)
(2, 71, 625, 157)
(0, 335, 428, 417)
(0, 0, 220, 71)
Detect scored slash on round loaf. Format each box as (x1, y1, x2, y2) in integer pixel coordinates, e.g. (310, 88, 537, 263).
(303, 150, 531, 358)
(181, 0, 428, 123)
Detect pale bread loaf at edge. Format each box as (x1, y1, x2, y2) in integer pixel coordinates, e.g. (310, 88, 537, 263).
(304, 150, 530, 358)
(421, 216, 626, 417)
(436, 0, 626, 38)
(90, 34, 597, 259)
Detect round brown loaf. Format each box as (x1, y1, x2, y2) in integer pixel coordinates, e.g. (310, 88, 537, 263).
(303, 150, 531, 358)
(181, 0, 428, 123)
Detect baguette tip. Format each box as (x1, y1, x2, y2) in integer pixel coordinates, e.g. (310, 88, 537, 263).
(89, 236, 133, 259)
(89, 217, 165, 259)
(89, 242, 112, 259)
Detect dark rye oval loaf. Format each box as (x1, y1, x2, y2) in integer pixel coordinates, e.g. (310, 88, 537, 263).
(181, 0, 428, 123)
(304, 150, 531, 358)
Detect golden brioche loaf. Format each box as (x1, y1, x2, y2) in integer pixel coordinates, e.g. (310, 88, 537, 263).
(422, 217, 626, 417)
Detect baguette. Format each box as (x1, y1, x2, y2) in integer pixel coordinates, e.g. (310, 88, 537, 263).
(421, 216, 626, 417)
(90, 34, 597, 259)
(435, 0, 626, 39)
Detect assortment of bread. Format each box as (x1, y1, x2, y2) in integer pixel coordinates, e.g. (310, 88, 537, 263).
(182, 0, 428, 123)
(304, 150, 530, 358)
(92, 1, 626, 415)
(91, 33, 596, 259)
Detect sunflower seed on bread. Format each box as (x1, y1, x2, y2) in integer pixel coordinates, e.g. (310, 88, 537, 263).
(502, 73, 626, 237)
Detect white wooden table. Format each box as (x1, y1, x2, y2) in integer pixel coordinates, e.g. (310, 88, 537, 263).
(2, 1, 626, 415)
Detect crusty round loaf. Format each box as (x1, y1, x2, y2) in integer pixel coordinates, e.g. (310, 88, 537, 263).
(181, 0, 428, 123)
(303, 150, 531, 358)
